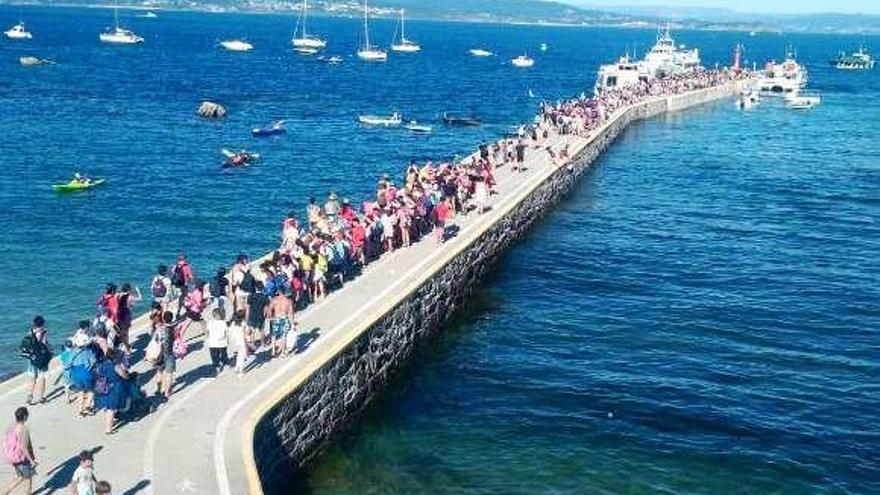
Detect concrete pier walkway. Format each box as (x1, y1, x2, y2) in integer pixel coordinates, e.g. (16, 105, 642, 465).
(0, 83, 740, 495)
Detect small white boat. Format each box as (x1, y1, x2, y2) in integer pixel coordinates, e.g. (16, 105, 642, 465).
(294, 46, 319, 55)
(292, 0, 327, 49)
(358, 112, 402, 126)
(390, 9, 420, 53)
(4, 22, 32, 40)
(511, 55, 534, 68)
(404, 121, 432, 133)
(357, 0, 387, 62)
(100, 27, 144, 44)
(221, 39, 254, 52)
(99, 4, 144, 44)
(19, 56, 53, 66)
(540, 43, 548, 52)
(318, 55, 344, 64)
(469, 48, 493, 57)
(138, 11, 158, 18)
(785, 91, 821, 110)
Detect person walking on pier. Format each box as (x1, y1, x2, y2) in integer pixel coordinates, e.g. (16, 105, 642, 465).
(267, 287, 293, 359)
(67, 450, 97, 495)
(155, 312, 177, 399)
(206, 308, 230, 375)
(20, 317, 51, 406)
(2, 407, 36, 495)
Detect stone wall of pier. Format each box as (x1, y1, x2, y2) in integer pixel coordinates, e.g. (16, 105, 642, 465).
(251, 82, 740, 494)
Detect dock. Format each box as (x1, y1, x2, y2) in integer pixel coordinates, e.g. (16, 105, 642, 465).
(0, 80, 744, 495)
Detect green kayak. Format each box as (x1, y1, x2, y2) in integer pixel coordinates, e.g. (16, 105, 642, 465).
(51, 178, 107, 193)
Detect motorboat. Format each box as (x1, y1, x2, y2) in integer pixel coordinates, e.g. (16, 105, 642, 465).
(358, 112, 402, 126)
(511, 55, 534, 68)
(757, 48, 807, 94)
(19, 56, 53, 66)
(291, 0, 327, 49)
(318, 55, 344, 64)
(294, 46, 319, 55)
(441, 112, 481, 126)
(221, 39, 253, 52)
(138, 11, 158, 18)
(404, 121, 432, 133)
(252, 120, 286, 137)
(737, 90, 760, 110)
(222, 149, 260, 168)
(829, 46, 875, 70)
(357, 0, 387, 62)
(785, 91, 821, 110)
(469, 48, 493, 57)
(540, 43, 548, 52)
(99, 4, 144, 44)
(4, 22, 32, 40)
(390, 9, 421, 53)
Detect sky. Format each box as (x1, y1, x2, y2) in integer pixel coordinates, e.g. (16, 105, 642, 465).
(568, 0, 880, 15)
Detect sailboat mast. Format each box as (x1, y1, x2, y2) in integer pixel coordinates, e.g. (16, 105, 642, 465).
(363, 0, 370, 49)
(400, 9, 405, 41)
(114, 2, 120, 29)
(302, 0, 308, 37)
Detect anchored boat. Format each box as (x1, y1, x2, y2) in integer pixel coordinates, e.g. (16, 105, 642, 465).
(358, 112, 402, 126)
(511, 55, 534, 68)
(441, 112, 481, 127)
(4, 22, 32, 40)
(99, 4, 144, 44)
(404, 121, 432, 133)
(357, 0, 387, 62)
(469, 48, 493, 57)
(292, 0, 327, 50)
(252, 120, 286, 137)
(390, 9, 421, 53)
(221, 39, 253, 52)
(829, 46, 875, 70)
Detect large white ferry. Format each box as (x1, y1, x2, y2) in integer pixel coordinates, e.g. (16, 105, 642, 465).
(594, 25, 701, 94)
(757, 49, 807, 94)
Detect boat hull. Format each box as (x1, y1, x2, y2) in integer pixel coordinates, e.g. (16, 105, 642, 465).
(357, 50, 387, 62)
(52, 178, 107, 193)
(292, 37, 326, 49)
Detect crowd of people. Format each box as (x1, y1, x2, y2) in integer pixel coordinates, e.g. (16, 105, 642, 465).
(6, 68, 739, 494)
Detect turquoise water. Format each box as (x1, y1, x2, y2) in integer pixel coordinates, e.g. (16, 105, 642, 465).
(2, 7, 879, 493)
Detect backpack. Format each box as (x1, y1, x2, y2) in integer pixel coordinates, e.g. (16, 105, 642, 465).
(94, 374, 110, 395)
(172, 336, 188, 359)
(2, 427, 26, 465)
(239, 271, 256, 294)
(20, 334, 50, 368)
(18, 334, 36, 360)
(209, 277, 224, 298)
(151, 276, 167, 299)
(170, 264, 186, 288)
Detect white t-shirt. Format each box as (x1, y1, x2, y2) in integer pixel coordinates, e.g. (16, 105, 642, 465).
(206, 320, 228, 348)
(71, 465, 96, 495)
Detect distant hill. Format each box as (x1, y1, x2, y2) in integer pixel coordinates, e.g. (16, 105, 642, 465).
(6, 0, 880, 33)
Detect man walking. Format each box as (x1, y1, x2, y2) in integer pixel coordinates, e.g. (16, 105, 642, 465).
(20, 317, 51, 406)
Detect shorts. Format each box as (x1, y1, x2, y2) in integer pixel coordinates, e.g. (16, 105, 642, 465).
(14, 461, 35, 479)
(26, 363, 48, 378)
(160, 353, 176, 374)
(270, 318, 291, 339)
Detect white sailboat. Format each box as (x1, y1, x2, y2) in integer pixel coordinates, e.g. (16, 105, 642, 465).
(390, 9, 420, 53)
(99, 4, 144, 44)
(292, 0, 326, 50)
(357, 0, 387, 62)
(4, 21, 32, 40)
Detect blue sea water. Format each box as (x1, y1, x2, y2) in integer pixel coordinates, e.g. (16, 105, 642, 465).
(2, 6, 879, 493)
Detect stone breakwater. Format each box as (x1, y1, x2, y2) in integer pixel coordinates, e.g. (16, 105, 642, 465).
(247, 81, 744, 494)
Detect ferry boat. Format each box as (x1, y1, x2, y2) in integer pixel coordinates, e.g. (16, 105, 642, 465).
(829, 46, 875, 70)
(221, 39, 253, 52)
(292, 0, 327, 50)
(757, 49, 807, 94)
(511, 55, 534, 68)
(4, 21, 32, 40)
(594, 26, 701, 93)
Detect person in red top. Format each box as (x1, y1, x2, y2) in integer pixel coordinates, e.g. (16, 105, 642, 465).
(434, 196, 452, 245)
(340, 199, 357, 222)
(350, 218, 367, 266)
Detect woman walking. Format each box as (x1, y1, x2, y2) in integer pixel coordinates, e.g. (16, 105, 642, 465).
(94, 349, 128, 435)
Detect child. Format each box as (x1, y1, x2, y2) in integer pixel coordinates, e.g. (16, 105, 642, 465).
(68, 450, 97, 495)
(206, 308, 229, 375)
(229, 310, 250, 375)
(284, 320, 299, 356)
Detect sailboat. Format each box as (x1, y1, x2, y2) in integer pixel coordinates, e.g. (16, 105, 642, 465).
(390, 9, 420, 53)
(357, 0, 387, 62)
(292, 0, 326, 50)
(99, 3, 144, 44)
